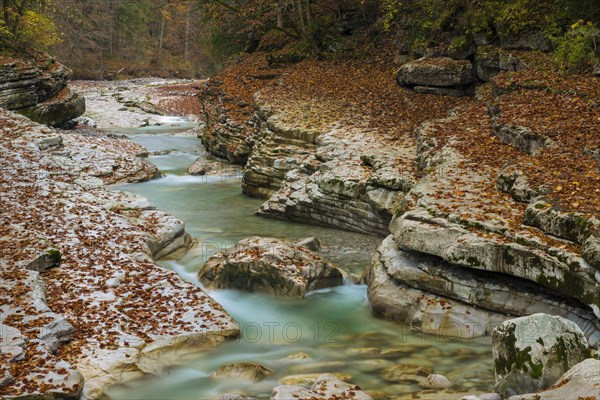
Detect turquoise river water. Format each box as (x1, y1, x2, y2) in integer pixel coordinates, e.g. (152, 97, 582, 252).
(106, 116, 495, 399)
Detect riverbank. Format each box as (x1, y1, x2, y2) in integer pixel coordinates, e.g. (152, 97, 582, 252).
(0, 105, 239, 399)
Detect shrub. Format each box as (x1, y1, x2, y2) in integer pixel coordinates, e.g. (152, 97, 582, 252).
(17, 11, 61, 50)
(553, 20, 599, 73)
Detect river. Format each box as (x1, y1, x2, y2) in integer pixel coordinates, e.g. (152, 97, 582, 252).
(106, 115, 494, 399)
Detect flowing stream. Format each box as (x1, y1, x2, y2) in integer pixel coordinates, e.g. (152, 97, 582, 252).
(106, 116, 495, 399)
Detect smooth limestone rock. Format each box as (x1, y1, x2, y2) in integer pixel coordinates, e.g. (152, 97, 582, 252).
(368, 235, 600, 345)
(420, 374, 453, 389)
(198, 237, 344, 297)
(507, 358, 600, 400)
(390, 210, 600, 323)
(492, 314, 592, 398)
(212, 362, 273, 382)
(368, 244, 508, 339)
(271, 374, 372, 400)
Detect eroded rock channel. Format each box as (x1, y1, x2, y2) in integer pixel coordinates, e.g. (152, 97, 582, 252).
(1, 52, 599, 400)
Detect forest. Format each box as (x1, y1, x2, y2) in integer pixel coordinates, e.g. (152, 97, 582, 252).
(0, 0, 598, 78)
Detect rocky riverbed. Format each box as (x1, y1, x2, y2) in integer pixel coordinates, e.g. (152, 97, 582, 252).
(1, 45, 599, 399)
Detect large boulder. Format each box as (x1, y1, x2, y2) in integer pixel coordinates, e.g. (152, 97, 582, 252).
(507, 358, 600, 400)
(198, 237, 344, 297)
(397, 57, 477, 96)
(492, 314, 592, 398)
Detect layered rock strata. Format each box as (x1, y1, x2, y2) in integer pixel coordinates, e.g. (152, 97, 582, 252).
(0, 54, 85, 126)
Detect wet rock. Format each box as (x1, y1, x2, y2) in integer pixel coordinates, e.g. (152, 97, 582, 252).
(394, 389, 472, 399)
(365, 390, 390, 400)
(420, 374, 452, 389)
(296, 237, 321, 251)
(285, 352, 311, 360)
(346, 347, 381, 356)
(492, 313, 592, 398)
(213, 362, 273, 382)
(279, 372, 352, 386)
(187, 156, 240, 177)
(198, 237, 344, 297)
(272, 374, 372, 400)
(382, 363, 433, 383)
(507, 358, 600, 400)
(369, 259, 506, 338)
(219, 394, 257, 400)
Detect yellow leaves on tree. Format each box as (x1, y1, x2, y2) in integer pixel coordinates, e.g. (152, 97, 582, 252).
(19, 10, 61, 50)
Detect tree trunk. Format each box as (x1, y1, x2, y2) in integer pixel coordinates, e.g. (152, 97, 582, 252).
(276, 0, 284, 28)
(184, 5, 190, 60)
(296, 0, 305, 35)
(159, 10, 165, 51)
